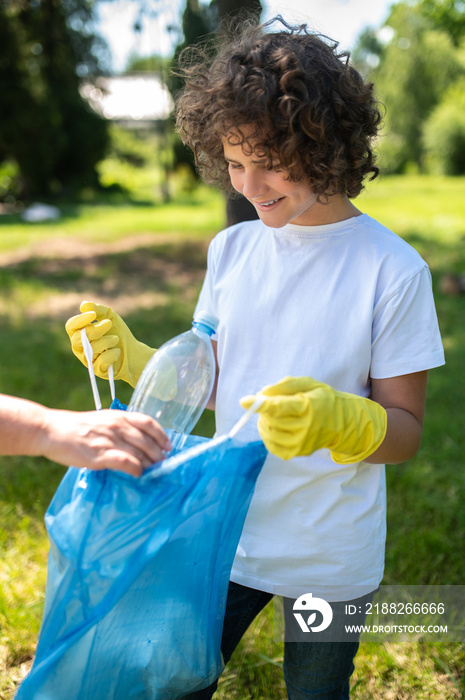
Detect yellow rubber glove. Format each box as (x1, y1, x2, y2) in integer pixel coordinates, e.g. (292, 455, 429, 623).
(240, 376, 387, 463)
(65, 301, 156, 388)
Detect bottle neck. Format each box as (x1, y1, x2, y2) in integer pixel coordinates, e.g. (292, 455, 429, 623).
(192, 321, 215, 337)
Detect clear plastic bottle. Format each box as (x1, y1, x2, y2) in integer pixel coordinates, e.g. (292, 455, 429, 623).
(128, 311, 218, 451)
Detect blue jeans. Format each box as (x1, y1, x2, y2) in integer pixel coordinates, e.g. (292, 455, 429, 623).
(182, 582, 369, 699)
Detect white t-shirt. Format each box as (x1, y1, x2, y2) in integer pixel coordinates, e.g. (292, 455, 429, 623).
(195, 213, 445, 599)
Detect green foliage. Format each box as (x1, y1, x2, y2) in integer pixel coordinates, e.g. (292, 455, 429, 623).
(0, 161, 21, 205)
(124, 53, 172, 74)
(167, 0, 262, 180)
(372, 2, 463, 173)
(420, 0, 465, 45)
(0, 0, 109, 201)
(166, 0, 218, 180)
(94, 123, 202, 200)
(167, 0, 216, 98)
(423, 78, 465, 174)
(97, 124, 162, 198)
(106, 125, 153, 167)
(352, 0, 465, 175)
(350, 27, 385, 76)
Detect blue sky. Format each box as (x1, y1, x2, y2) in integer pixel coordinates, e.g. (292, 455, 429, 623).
(97, 0, 394, 72)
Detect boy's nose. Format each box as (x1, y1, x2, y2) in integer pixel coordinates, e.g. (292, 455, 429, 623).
(242, 171, 267, 200)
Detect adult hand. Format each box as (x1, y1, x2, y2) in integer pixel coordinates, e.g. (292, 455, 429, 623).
(36, 408, 172, 476)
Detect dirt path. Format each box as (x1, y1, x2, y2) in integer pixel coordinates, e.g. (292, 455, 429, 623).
(0, 233, 209, 321)
(0, 233, 186, 266)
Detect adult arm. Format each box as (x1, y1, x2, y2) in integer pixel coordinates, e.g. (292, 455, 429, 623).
(0, 394, 171, 476)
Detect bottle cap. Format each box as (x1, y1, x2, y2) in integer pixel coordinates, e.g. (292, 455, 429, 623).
(193, 311, 219, 334)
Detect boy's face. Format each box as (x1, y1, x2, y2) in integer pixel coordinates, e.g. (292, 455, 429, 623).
(222, 131, 320, 228)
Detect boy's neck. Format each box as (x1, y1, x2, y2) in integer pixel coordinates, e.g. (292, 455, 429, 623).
(290, 195, 362, 227)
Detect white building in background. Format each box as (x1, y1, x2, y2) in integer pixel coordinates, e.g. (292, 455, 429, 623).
(80, 73, 173, 128)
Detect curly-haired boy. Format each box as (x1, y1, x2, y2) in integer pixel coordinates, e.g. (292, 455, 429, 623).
(66, 16, 444, 699)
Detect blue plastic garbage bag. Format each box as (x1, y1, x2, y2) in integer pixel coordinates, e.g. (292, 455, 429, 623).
(16, 434, 267, 700)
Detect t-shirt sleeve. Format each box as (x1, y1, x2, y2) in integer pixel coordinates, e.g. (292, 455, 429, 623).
(194, 237, 220, 339)
(370, 265, 445, 379)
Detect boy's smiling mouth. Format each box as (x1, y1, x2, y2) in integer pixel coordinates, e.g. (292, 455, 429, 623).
(254, 198, 283, 208)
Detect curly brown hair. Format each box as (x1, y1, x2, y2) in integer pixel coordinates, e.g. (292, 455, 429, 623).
(175, 16, 383, 200)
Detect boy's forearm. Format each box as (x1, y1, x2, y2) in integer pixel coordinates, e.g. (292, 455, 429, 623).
(205, 340, 218, 411)
(366, 371, 427, 464)
(205, 373, 218, 410)
(364, 407, 423, 465)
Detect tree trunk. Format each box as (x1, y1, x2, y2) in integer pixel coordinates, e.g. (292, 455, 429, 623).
(226, 196, 259, 226)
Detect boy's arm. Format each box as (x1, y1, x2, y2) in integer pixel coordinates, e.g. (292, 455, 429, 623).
(365, 370, 428, 464)
(205, 340, 219, 410)
(241, 371, 429, 464)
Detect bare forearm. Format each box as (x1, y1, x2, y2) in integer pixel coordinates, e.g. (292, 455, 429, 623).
(366, 371, 427, 465)
(0, 394, 48, 456)
(365, 407, 423, 464)
(206, 339, 218, 411)
(0, 393, 171, 475)
(206, 371, 218, 410)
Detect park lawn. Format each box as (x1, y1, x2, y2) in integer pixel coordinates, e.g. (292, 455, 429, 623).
(0, 175, 464, 698)
(0, 187, 226, 254)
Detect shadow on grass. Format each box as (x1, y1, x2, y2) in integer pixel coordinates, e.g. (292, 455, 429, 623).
(0, 237, 209, 309)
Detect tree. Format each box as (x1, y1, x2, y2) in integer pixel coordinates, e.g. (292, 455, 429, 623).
(211, 0, 261, 25)
(0, 0, 110, 200)
(210, 0, 261, 225)
(359, 1, 463, 173)
(423, 78, 465, 174)
(125, 53, 171, 73)
(420, 0, 465, 45)
(350, 27, 385, 78)
(168, 0, 261, 225)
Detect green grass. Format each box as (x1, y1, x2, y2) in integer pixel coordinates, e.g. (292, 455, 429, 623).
(0, 175, 464, 698)
(0, 187, 226, 253)
(362, 174, 465, 241)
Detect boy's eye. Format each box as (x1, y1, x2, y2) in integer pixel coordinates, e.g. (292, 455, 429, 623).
(227, 162, 243, 170)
